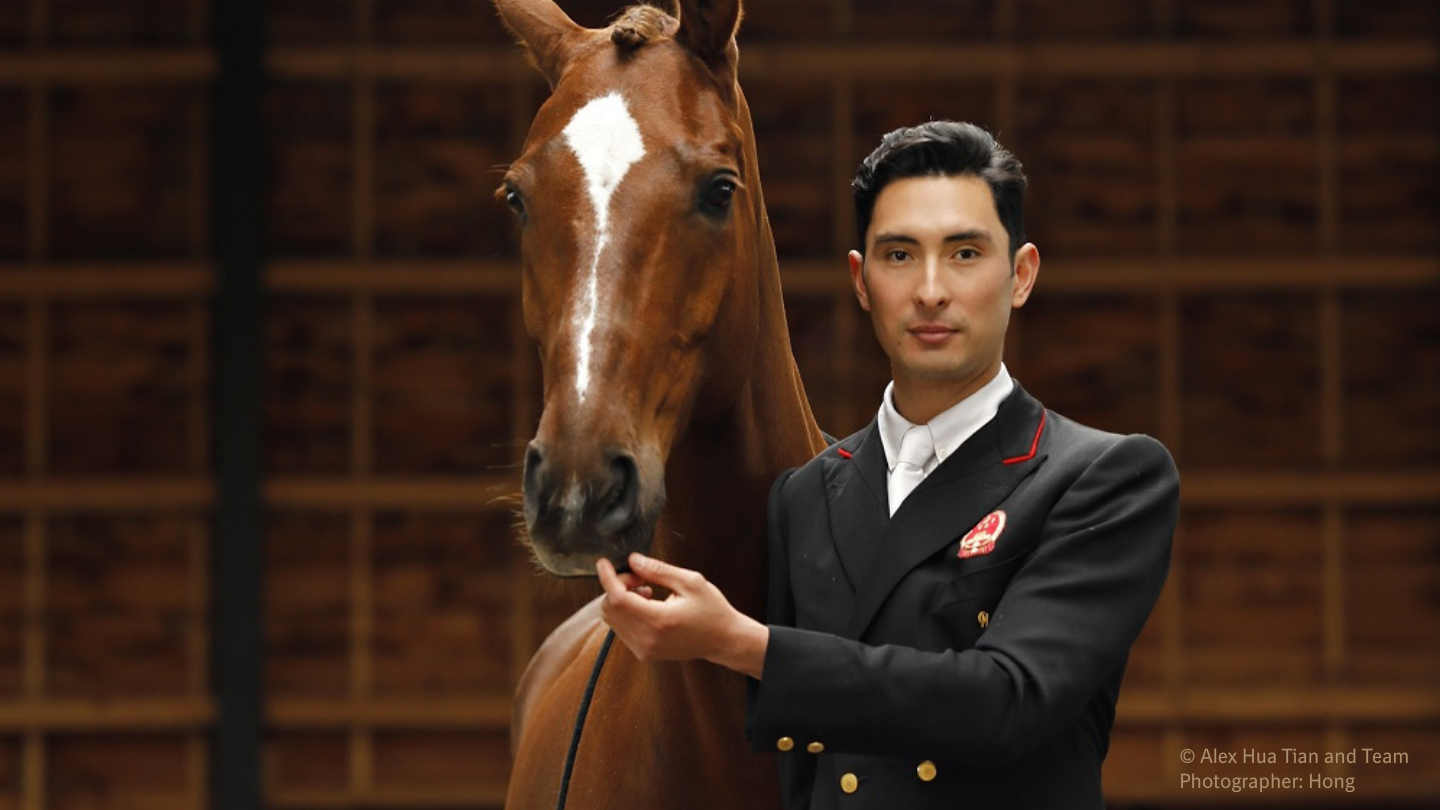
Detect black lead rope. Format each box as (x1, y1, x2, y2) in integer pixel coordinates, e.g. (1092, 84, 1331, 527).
(555, 628, 616, 810)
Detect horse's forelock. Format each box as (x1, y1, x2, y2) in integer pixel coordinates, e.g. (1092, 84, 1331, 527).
(609, 4, 678, 51)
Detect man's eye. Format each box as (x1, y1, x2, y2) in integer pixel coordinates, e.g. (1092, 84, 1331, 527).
(955, 248, 978, 260)
(886, 250, 909, 262)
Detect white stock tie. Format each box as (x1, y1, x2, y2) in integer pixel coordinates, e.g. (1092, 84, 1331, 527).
(888, 425, 934, 516)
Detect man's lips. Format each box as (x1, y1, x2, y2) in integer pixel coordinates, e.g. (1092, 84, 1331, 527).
(909, 324, 959, 345)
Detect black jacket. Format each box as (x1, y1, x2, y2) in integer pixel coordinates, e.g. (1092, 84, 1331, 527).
(747, 384, 1179, 809)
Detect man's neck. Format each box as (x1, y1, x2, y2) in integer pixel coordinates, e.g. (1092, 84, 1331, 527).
(892, 361, 1003, 425)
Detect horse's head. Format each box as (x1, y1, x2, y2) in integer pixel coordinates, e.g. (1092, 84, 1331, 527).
(497, 0, 765, 576)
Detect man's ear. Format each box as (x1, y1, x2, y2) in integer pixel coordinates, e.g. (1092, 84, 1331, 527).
(494, 0, 586, 88)
(1010, 242, 1040, 308)
(848, 249, 871, 312)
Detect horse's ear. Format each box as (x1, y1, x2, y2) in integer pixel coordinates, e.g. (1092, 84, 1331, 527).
(674, 0, 742, 69)
(494, 0, 586, 88)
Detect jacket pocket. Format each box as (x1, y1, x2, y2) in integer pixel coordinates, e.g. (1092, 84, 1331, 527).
(927, 551, 1029, 613)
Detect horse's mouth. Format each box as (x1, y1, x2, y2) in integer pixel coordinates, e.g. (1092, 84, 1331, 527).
(524, 518, 657, 578)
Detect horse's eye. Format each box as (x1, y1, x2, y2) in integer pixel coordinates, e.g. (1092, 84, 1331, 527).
(506, 188, 528, 223)
(699, 176, 737, 217)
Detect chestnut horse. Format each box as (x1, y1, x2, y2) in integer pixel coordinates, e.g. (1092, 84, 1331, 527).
(495, 0, 826, 807)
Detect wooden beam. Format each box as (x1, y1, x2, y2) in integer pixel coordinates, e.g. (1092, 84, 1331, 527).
(266, 696, 511, 729)
(264, 40, 1439, 82)
(1180, 471, 1440, 506)
(0, 478, 214, 510)
(264, 476, 518, 510)
(265, 256, 1440, 296)
(0, 264, 214, 298)
(0, 696, 215, 732)
(0, 51, 216, 84)
(268, 786, 507, 809)
(1117, 687, 1440, 724)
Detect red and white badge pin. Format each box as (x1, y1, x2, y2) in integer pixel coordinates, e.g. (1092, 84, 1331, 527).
(958, 510, 1006, 559)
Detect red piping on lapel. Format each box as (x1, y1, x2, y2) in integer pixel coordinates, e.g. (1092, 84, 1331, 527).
(837, 448, 853, 459)
(1002, 410, 1046, 465)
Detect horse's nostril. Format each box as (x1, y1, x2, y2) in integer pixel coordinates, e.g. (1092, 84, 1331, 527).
(597, 454, 639, 535)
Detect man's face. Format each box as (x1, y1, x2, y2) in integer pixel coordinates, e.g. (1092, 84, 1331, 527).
(848, 175, 1039, 410)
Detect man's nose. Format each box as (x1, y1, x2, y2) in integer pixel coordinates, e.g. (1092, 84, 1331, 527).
(914, 262, 950, 308)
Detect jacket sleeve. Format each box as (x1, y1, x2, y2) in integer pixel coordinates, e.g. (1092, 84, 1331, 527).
(748, 434, 1179, 766)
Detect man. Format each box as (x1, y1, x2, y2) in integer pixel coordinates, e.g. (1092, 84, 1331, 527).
(597, 121, 1179, 809)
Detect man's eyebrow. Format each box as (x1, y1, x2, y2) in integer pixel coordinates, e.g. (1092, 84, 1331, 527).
(943, 229, 994, 243)
(871, 233, 919, 246)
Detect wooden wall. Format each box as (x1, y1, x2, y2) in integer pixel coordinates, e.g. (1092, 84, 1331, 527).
(1, 0, 1438, 807)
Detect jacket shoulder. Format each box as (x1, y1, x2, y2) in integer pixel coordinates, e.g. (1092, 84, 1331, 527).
(1043, 410, 1177, 477)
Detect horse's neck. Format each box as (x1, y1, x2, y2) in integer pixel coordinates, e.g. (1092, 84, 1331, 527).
(656, 251, 823, 620)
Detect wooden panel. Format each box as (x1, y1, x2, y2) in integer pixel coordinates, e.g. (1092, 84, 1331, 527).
(0, 5, 22, 47)
(0, 90, 22, 261)
(1174, 0, 1315, 39)
(1014, 79, 1159, 256)
(371, 730, 510, 788)
(1347, 725, 1440, 794)
(748, 82, 834, 259)
(1016, 0, 1156, 40)
(851, 0, 994, 41)
(1180, 294, 1321, 468)
(0, 304, 20, 477)
(371, 512, 514, 695)
(49, 0, 198, 46)
(1335, 0, 1440, 39)
(1345, 509, 1440, 686)
(46, 515, 195, 697)
(783, 296, 840, 432)
(1175, 78, 1317, 253)
(266, 297, 353, 474)
(1103, 727, 1168, 796)
(266, 512, 351, 696)
(1336, 74, 1439, 252)
(1016, 294, 1161, 440)
(264, 732, 348, 792)
(0, 519, 19, 698)
(48, 734, 190, 810)
(1343, 290, 1440, 469)
(373, 83, 517, 259)
(266, 83, 353, 258)
(267, 1, 354, 45)
(0, 736, 16, 810)
(371, 297, 514, 474)
(1181, 508, 1325, 685)
(740, 0, 833, 41)
(373, 0, 514, 45)
(49, 87, 198, 260)
(852, 81, 996, 168)
(47, 300, 196, 475)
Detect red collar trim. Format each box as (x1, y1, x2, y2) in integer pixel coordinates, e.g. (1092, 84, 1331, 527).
(837, 447, 853, 459)
(1001, 410, 1045, 465)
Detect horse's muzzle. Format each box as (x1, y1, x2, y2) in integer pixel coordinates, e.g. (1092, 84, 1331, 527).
(522, 442, 653, 575)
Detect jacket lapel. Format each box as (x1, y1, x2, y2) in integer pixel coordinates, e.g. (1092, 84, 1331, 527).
(843, 385, 1049, 640)
(821, 422, 889, 594)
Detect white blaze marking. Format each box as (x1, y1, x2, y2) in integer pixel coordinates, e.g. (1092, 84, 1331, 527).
(561, 92, 646, 403)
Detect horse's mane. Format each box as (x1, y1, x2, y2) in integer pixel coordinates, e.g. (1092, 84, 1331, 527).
(610, 4, 679, 51)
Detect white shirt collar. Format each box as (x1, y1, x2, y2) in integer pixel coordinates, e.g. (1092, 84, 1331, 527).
(878, 363, 1015, 474)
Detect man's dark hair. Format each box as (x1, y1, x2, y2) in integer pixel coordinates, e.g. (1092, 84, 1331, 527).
(852, 121, 1027, 260)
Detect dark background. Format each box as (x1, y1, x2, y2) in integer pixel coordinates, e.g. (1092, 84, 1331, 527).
(0, 0, 1437, 807)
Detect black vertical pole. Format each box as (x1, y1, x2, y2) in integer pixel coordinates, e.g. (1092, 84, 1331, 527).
(211, 0, 264, 807)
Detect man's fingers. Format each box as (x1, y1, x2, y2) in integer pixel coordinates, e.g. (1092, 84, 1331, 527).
(628, 552, 700, 592)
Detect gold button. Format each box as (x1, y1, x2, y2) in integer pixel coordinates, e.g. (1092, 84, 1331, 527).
(977, 610, 990, 629)
(776, 736, 794, 752)
(840, 773, 859, 794)
(917, 760, 938, 782)
(806, 741, 825, 754)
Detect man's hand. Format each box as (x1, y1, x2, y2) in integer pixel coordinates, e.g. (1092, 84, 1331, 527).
(597, 552, 768, 679)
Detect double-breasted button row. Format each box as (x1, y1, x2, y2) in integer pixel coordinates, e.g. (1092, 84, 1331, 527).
(776, 737, 825, 754)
